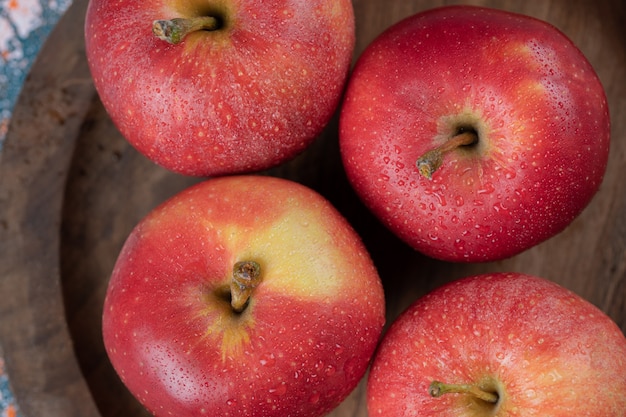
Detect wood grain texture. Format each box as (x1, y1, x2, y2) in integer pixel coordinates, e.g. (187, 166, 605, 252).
(0, 0, 624, 416)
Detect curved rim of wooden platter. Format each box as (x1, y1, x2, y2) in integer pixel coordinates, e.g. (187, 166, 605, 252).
(0, 1, 625, 417)
(0, 0, 101, 415)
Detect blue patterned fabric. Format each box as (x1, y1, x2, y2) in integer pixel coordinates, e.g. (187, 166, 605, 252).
(0, 0, 72, 147)
(0, 1, 73, 415)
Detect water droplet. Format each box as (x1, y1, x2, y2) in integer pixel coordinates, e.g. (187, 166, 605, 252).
(325, 365, 336, 376)
(343, 357, 359, 376)
(269, 383, 287, 396)
(309, 392, 320, 404)
(383, 156, 390, 164)
(455, 196, 465, 207)
(454, 239, 465, 251)
(477, 182, 495, 195)
(260, 353, 276, 367)
(504, 170, 516, 179)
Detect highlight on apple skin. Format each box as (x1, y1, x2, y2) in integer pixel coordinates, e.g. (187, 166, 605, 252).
(102, 175, 386, 417)
(339, 5, 611, 262)
(367, 272, 626, 417)
(85, 0, 356, 176)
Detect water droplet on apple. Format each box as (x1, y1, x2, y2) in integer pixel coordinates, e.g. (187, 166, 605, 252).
(325, 365, 337, 376)
(477, 182, 495, 195)
(454, 239, 465, 251)
(462, 84, 471, 92)
(334, 344, 344, 356)
(269, 382, 287, 396)
(309, 392, 320, 404)
(260, 353, 276, 367)
(343, 357, 359, 377)
(226, 398, 237, 406)
(383, 156, 390, 164)
(437, 87, 445, 94)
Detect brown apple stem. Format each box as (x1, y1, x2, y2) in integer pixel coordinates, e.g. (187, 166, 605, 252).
(416, 131, 478, 180)
(429, 381, 499, 404)
(230, 261, 262, 313)
(153, 16, 220, 44)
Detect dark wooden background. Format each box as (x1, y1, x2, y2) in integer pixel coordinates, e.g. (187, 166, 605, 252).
(0, 0, 624, 416)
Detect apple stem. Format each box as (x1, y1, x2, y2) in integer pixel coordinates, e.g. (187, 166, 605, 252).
(429, 380, 499, 404)
(416, 130, 478, 180)
(152, 16, 220, 44)
(230, 261, 262, 313)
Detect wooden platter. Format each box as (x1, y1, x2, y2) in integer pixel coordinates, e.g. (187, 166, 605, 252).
(0, 0, 624, 416)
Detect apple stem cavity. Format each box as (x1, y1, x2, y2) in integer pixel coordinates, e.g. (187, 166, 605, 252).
(230, 261, 262, 314)
(416, 130, 478, 180)
(153, 16, 221, 45)
(428, 380, 499, 404)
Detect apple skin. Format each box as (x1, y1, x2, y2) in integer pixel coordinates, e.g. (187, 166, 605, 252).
(102, 175, 385, 417)
(367, 272, 626, 417)
(339, 5, 610, 262)
(84, 0, 354, 177)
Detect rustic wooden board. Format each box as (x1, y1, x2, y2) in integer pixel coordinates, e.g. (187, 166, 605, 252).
(0, 0, 624, 416)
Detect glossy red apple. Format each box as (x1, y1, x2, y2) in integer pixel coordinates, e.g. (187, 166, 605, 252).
(102, 175, 385, 417)
(339, 5, 610, 262)
(367, 272, 626, 417)
(85, 0, 355, 176)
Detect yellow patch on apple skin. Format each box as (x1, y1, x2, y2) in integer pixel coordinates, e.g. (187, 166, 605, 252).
(233, 204, 348, 300)
(205, 313, 252, 361)
(192, 287, 256, 362)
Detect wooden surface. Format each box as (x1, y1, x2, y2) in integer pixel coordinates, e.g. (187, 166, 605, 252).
(0, 0, 624, 416)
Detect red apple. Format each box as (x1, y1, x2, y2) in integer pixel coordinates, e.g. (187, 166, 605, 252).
(102, 175, 385, 417)
(339, 5, 610, 262)
(367, 272, 626, 416)
(84, 0, 355, 176)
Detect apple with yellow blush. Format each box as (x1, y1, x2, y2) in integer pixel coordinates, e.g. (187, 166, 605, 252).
(102, 175, 386, 417)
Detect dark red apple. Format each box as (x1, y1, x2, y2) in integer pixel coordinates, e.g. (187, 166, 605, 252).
(340, 5, 610, 262)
